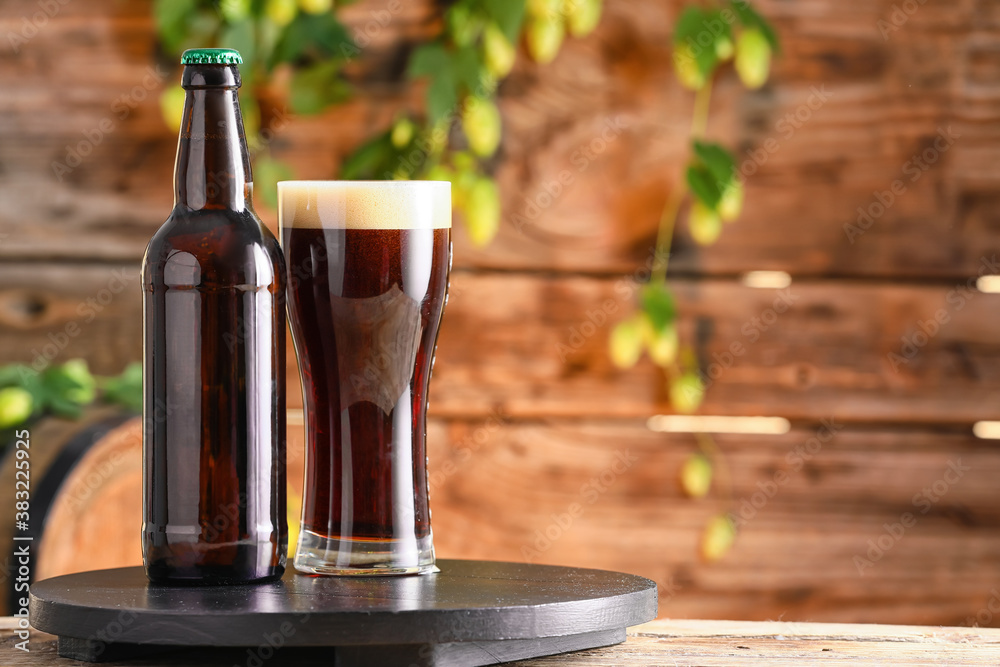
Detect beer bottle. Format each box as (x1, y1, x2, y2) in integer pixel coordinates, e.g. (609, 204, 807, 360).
(141, 48, 287, 584)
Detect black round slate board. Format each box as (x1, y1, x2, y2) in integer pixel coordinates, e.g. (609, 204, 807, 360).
(29, 559, 657, 666)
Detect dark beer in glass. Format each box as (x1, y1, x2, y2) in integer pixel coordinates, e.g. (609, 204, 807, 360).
(279, 181, 450, 575)
(142, 49, 287, 584)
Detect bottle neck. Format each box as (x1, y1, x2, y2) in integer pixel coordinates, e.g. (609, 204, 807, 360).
(173, 65, 252, 211)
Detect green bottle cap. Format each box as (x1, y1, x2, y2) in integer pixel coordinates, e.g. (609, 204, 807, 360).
(180, 48, 243, 65)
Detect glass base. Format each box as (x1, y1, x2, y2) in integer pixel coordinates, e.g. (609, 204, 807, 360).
(293, 530, 437, 576)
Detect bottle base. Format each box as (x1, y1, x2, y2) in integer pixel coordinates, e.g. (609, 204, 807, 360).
(144, 563, 285, 586)
(293, 530, 436, 576)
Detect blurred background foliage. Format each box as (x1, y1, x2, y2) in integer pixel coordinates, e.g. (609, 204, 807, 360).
(154, 0, 604, 245)
(150, 0, 777, 561)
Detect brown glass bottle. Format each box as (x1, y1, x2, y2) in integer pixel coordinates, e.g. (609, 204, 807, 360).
(141, 49, 287, 584)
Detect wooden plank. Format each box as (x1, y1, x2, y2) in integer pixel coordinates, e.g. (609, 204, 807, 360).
(1, 1, 999, 279)
(5, 263, 1000, 424)
(422, 419, 1000, 626)
(4, 619, 1000, 665)
(424, 272, 1000, 424)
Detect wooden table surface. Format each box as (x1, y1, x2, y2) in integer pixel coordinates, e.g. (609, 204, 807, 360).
(4, 617, 1000, 666)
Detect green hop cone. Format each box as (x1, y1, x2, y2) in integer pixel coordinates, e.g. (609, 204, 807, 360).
(701, 514, 736, 562)
(462, 98, 502, 158)
(669, 372, 704, 414)
(718, 180, 744, 222)
(715, 34, 734, 61)
(464, 177, 501, 246)
(565, 0, 602, 37)
(0, 387, 33, 429)
(483, 23, 517, 78)
(265, 0, 298, 27)
(297, 0, 332, 15)
(646, 322, 679, 367)
(220, 0, 252, 22)
(526, 14, 565, 64)
(689, 199, 722, 245)
(528, 0, 562, 18)
(160, 85, 186, 134)
(673, 43, 705, 90)
(425, 164, 455, 184)
(680, 453, 713, 498)
(390, 118, 416, 149)
(735, 28, 771, 89)
(609, 314, 645, 369)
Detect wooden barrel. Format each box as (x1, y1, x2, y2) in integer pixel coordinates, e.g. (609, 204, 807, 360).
(0, 407, 141, 615)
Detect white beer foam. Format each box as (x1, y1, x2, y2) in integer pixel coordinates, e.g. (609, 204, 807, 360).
(278, 181, 451, 230)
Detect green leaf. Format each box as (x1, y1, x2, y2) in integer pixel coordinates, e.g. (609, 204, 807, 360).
(686, 164, 722, 209)
(100, 363, 143, 414)
(219, 19, 256, 69)
(446, 3, 484, 48)
(672, 7, 719, 79)
(452, 45, 486, 95)
(640, 283, 676, 332)
(178, 10, 223, 54)
(339, 131, 394, 180)
(253, 156, 295, 210)
(272, 11, 353, 65)
(409, 43, 459, 124)
(154, 0, 197, 52)
(693, 141, 736, 189)
(289, 61, 350, 114)
(59, 359, 97, 404)
(482, 0, 527, 43)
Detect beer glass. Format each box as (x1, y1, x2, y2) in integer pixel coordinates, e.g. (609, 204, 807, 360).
(278, 181, 450, 575)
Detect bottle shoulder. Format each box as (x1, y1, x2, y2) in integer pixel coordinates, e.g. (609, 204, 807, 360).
(143, 208, 285, 290)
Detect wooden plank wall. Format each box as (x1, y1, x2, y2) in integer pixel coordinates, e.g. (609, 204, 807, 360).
(2, 0, 1000, 626)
